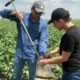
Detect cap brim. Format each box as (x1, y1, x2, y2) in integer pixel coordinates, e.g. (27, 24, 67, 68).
(35, 8, 44, 13)
(48, 19, 53, 24)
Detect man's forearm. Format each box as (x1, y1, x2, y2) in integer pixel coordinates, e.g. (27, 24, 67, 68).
(50, 47, 59, 55)
(9, 11, 16, 16)
(45, 55, 66, 64)
(9, 11, 23, 20)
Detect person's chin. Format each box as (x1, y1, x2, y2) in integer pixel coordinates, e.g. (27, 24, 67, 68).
(35, 17, 39, 20)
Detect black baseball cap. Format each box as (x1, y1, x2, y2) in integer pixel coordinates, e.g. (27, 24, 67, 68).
(48, 8, 70, 24)
(32, 1, 44, 13)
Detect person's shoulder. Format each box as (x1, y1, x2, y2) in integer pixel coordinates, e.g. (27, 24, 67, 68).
(39, 18, 47, 25)
(66, 26, 79, 34)
(22, 12, 30, 16)
(66, 25, 80, 37)
(22, 12, 30, 19)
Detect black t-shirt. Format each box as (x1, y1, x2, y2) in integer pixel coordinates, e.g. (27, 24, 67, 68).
(60, 26, 80, 72)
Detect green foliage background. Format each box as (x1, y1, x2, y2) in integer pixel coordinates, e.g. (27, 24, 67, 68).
(0, 19, 80, 80)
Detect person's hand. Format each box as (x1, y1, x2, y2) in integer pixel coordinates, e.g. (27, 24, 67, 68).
(38, 59, 46, 66)
(44, 52, 51, 59)
(38, 56, 44, 61)
(16, 11, 23, 20)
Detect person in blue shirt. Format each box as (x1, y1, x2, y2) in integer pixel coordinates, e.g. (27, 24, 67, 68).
(0, 1, 48, 80)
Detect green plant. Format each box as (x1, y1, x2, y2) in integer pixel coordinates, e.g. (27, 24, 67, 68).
(0, 19, 80, 80)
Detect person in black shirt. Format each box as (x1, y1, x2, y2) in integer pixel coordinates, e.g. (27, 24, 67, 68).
(38, 8, 80, 80)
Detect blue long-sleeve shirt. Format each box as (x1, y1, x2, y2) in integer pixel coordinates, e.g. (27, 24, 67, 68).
(0, 9, 48, 59)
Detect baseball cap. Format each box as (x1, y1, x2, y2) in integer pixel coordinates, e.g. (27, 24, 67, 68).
(48, 8, 70, 24)
(32, 1, 44, 13)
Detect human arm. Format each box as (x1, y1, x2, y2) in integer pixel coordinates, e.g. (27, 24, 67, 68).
(38, 51, 71, 66)
(44, 47, 59, 58)
(0, 9, 23, 21)
(38, 23, 48, 60)
(9, 11, 23, 20)
(38, 34, 75, 66)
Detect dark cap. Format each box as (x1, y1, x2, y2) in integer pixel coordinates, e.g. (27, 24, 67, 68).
(48, 8, 70, 24)
(32, 1, 44, 13)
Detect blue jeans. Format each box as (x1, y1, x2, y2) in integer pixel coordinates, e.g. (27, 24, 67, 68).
(62, 69, 80, 80)
(12, 55, 37, 80)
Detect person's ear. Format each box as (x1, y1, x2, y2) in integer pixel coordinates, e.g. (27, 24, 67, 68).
(31, 7, 32, 12)
(59, 19, 64, 23)
(31, 7, 34, 12)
